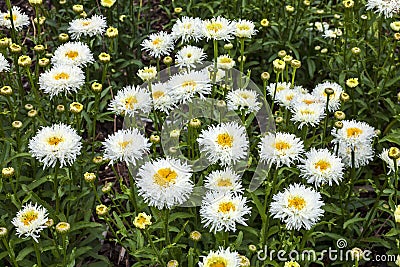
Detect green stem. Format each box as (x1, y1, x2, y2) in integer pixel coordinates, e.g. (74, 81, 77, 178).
(144, 229, 165, 265)
(239, 38, 245, 74)
(33, 241, 42, 267)
(164, 209, 170, 245)
(54, 165, 60, 214)
(61, 234, 67, 267)
(322, 93, 330, 147)
(1, 237, 19, 267)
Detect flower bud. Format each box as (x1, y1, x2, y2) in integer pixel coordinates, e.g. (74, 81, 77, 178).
(133, 212, 152, 229)
(2, 167, 14, 178)
(321, 48, 328, 54)
(273, 59, 285, 72)
(96, 204, 108, 216)
(55, 222, 70, 234)
(163, 56, 173, 65)
(324, 87, 334, 96)
(73, 4, 84, 13)
(346, 78, 359, 88)
(290, 59, 301, 69)
(70, 102, 83, 114)
(45, 218, 54, 227)
(56, 104, 65, 112)
(395, 205, 400, 223)
(167, 260, 179, 267)
(343, 0, 354, 8)
(278, 50, 286, 58)
(0, 227, 8, 238)
(84, 172, 96, 183)
(275, 116, 284, 124)
(170, 129, 180, 138)
(106, 27, 118, 38)
(0, 37, 10, 48)
(283, 55, 293, 63)
(18, 55, 32, 67)
(91, 82, 103, 93)
(189, 118, 201, 128)
(285, 5, 295, 12)
(102, 182, 113, 193)
(248, 244, 257, 252)
(334, 111, 346, 120)
(260, 19, 269, 27)
(174, 7, 182, 13)
(394, 33, 400, 41)
(150, 134, 160, 144)
(239, 255, 250, 267)
(224, 43, 233, 50)
(0, 86, 12, 96)
(58, 33, 69, 43)
(351, 47, 361, 55)
(98, 52, 111, 63)
(216, 100, 226, 108)
(25, 104, 33, 110)
(389, 147, 400, 160)
(189, 230, 201, 241)
(137, 66, 157, 82)
(261, 72, 270, 81)
(93, 156, 104, 164)
(340, 92, 350, 102)
(334, 121, 343, 129)
(28, 109, 38, 118)
(33, 45, 45, 53)
(9, 43, 22, 54)
(12, 121, 22, 129)
(38, 58, 50, 67)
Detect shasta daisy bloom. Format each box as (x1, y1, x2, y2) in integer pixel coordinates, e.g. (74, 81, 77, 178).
(28, 123, 82, 168)
(380, 148, 400, 174)
(200, 191, 251, 233)
(291, 92, 321, 107)
(39, 65, 85, 98)
(168, 69, 212, 103)
(259, 132, 304, 168)
(331, 119, 375, 148)
(217, 54, 236, 70)
(11, 202, 48, 243)
(52, 42, 94, 67)
(235, 19, 257, 38)
(175, 45, 206, 69)
(270, 183, 324, 230)
(198, 122, 249, 166)
(0, 6, 29, 31)
(102, 128, 150, 165)
(109, 85, 152, 116)
(202, 16, 236, 41)
(366, 0, 400, 18)
(151, 82, 176, 113)
(312, 81, 343, 112)
(141, 31, 174, 58)
(0, 53, 9, 72)
(137, 66, 157, 82)
(199, 247, 241, 267)
(226, 89, 261, 115)
(136, 157, 193, 209)
(266, 82, 291, 98)
(299, 148, 344, 187)
(68, 14, 107, 40)
(290, 102, 326, 129)
(171, 16, 203, 43)
(204, 167, 243, 194)
(275, 86, 305, 107)
(337, 142, 374, 168)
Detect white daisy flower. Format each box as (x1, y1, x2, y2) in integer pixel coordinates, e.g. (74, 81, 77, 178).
(68, 14, 107, 40)
(136, 157, 193, 209)
(0, 6, 29, 31)
(366, 0, 400, 18)
(299, 148, 345, 187)
(171, 16, 203, 43)
(380, 148, 400, 174)
(11, 202, 48, 243)
(226, 89, 261, 115)
(235, 19, 257, 38)
(28, 123, 82, 168)
(270, 183, 324, 230)
(217, 54, 236, 70)
(331, 120, 376, 148)
(137, 66, 157, 82)
(202, 16, 236, 41)
(275, 86, 305, 108)
(259, 132, 304, 168)
(266, 82, 292, 98)
(290, 102, 326, 129)
(204, 167, 243, 194)
(39, 65, 85, 98)
(109, 85, 152, 116)
(200, 191, 251, 233)
(314, 21, 329, 32)
(199, 247, 241, 267)
(0, 53, 10, 72)
(52, 41, 94, 67)
(151, 82, 176, 113)
(102, 128, 150, 165)
(168, 69, 212, 103)
(337, 142, 374, 168)
(141, 31, 174, 58)
(175, 45, 206, 69)
(312, 81, 343, 112)
(291, 92, 321, 107)
(198, 122, 249, 166)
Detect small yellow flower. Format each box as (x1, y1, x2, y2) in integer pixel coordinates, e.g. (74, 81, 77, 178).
(167, 260, 179, 267)
(106, 27, 118, 38)
(239, 255, 250, 267)
(261, 72, 270, 81)
(0, 37, 10, 48)
(286, 5, 295, 12)
(101, 0, 116, 8)
(343, 0, 354, 8)
(55, 222, 70, 234)
(18, 55, 32, 67)
(133, 212, 152, 229)
(98, 52, 111, 63)
(290, 59, 301, 69)
(189, 118, 201, 128)
(29, 0, 43, 6)
(33, 16, 46, 25)
(346, 78, 359, 88)
(150, 134, 160, 144)
(260, 18, 269, 27)
(2, 167, 15, 178)
(174, 7, 183, 13)
(70, 102, 83, 114)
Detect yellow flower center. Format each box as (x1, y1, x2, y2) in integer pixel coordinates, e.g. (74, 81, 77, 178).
(186, 53, 192, 58)
(216, 133, 233, 148)
(276, 85, 285, 92)
(152, 91, 165, 100)
(125, 96, 138, 109)
(314, 159, 331, 171)
(302, 99, 315, 105)
(118, 141, 131, 149)
(82, 21, 91, 27)
(346, 127, 363, 138)
(152, 38, 162, 46)
(20, 210, 39, 226)
(206, 256, 228, 267)
(153, 168, 177, 187)
(218, 201, 236, 213)
(183, 22, 192, 29)
(4, 14, 17, 21)
(217, 178, 233, 187)
(136, 215, 147, 225)
(219, 57, 232, 64)
(300, 109, 314, 115)
(237, 24, 250, 31)
(65, 50, 79, 60)
(207, 22, 223, 33)
(54, 72, 70, 80)
(239, 92, 250, 99)
(288, 196, 306, 211)
(286, 94, 294, 101)
(47, 136, 64, 146)
(275, 141, 291, 151)
(182, 80, 197, 88)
